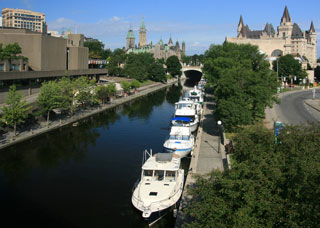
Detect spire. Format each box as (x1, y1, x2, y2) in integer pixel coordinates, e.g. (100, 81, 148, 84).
(310, 21, 315, 33)
(168, 36, 173, 45)
(238, 15, 244, 27)
(281, 6, 291, 23)
(140, 17, 146, 32)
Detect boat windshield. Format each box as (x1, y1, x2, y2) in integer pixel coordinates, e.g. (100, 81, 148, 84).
(143, 169, 153, 177)
(169, 135, 189, 140)
(165, 171, 176, 182)
(154, 170, 164, 181)
(177, 103, 192, 109)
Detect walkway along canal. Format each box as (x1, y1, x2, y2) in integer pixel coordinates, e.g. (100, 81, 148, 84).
(0, 79, 178, 151)
(0, 83, 192, 228)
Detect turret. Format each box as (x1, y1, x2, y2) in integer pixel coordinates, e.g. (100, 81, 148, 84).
(278, 6, 293, 39)
(182, 41, 186, 55)
(126, 25, 135, 49)
(237, 15, 244, 37)
(168, 36, 173, 46)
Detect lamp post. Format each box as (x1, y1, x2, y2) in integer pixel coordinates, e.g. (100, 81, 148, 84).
(217, 120, 224, 146)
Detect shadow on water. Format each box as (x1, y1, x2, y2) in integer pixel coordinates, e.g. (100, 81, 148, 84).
(0, 84, 185, 228)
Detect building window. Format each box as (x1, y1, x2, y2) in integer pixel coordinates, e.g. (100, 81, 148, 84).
(0, 64, 3, 72)
(282, 32, 285, 38)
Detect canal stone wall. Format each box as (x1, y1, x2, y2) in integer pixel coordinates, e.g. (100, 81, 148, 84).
(0, 78, 178, 151)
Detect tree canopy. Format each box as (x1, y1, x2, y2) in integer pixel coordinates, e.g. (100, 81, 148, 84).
(166, 55, 182, 77)
(84, 40, 111, 59)
(0, 42, 24, 60)
(203, 42, 278, 131)
(124, 52, 155, 81)
(1, 85, 30, 135)
(272, 54, 307, 82)
(185, 124, 320, 228)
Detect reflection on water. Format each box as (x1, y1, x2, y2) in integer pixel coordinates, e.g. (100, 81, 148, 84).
(0, 83, 186, 228)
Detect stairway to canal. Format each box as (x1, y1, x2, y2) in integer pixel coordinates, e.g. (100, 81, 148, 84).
(175, 92, 226, 227)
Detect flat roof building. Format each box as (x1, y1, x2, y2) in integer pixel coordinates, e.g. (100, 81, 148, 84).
(2, 8, 47, 33)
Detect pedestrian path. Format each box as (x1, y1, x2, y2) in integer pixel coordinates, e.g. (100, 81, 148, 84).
(175, 92, 224, 227)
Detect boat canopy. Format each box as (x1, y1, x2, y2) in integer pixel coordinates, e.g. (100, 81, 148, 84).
(171, 117, 191, 123)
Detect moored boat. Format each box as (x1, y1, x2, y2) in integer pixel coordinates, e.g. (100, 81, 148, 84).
(171, 108, 199, 133)
(163, 126, 194, 158)
(132, 151, 184, 226)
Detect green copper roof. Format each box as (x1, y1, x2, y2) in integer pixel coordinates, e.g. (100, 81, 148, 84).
(126, 29, 135, 39)
(140, 17, 146, 31)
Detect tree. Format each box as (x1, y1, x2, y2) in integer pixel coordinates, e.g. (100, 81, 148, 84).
(37, 81, 61, 127)
(203, 42, 278, 131)
(95, 85, 110, 104)
(57, 77, 74, 114)
(107, 48, 126, 76)
(185, 124, 320, 228)
(121, 81, 131, 94)
(124, 52, 154, 81)
(73, 76, 96, 108)
(130, 80, 141, 90)
(166, 55, 182, 78)
(315, 66, 320, 82)
(1, 85, 30, 135)
(148, 61, 166, 82)
(272, 54, 306, 82)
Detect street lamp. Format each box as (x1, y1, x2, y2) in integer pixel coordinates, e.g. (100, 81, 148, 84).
(217, 120, 224, 146)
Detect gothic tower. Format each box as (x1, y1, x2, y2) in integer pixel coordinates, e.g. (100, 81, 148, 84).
(126, 25, 135, 49)
(182, 41, 186, 55)
(139, 18, 146, 47)
(278, 6, 293, 38)
(309, 21, 317, 67)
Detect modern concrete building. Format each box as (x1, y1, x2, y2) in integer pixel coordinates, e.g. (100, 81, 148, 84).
(226, 6, 317, 68)
(0, 28, 88, 71)
(2, 8, 47, 33)
(126, 18, 185, 60)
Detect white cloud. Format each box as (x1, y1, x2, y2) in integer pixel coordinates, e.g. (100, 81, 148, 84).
(109, 16, 120, 22)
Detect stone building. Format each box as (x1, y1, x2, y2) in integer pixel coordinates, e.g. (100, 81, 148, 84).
(125, 18, 185, 60)
(226, 6, 317, 68)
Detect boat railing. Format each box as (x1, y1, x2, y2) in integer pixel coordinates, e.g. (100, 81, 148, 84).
(132, 175, 184, 210)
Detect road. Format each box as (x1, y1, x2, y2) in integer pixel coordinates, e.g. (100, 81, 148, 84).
(275, 88, 320, 125)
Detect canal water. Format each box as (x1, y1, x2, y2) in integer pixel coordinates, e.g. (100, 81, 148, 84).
(0, 83, 190, 228)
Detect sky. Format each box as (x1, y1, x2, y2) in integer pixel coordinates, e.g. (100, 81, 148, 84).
(1, 0, 319, 56)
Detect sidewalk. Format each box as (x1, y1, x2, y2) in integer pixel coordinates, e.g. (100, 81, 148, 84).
(0, 79, 178, 150)
(175, 92, 225, 227)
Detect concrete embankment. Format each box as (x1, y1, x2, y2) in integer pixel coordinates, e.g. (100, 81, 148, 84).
(175, 92, 225, 227)
(0, 79, 178, 150)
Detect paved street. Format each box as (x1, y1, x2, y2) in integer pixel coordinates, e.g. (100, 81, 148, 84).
(265, 88, 320, 128)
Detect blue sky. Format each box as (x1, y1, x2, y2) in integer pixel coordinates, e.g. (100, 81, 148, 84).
(1, 0, 319, 56)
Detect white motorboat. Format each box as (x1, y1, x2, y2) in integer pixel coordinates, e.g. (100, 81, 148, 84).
(189, 86, 204, 105)
(176, 98, 202, 117)
(171, 108, 199, 133)
(132, 151, 184, 226)
(163, 126, 194, 158)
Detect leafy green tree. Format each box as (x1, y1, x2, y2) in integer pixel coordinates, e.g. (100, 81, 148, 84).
(185, 124, 320, 228)
(1, 85, 30, 135)
(95, 85, 110, 104)
(73, 76, 96, 108)
(56, 77, 74, 114)
(315, 66, 320, 82)
(124, 52, 154, 81)
(148, 61, 166, 82)
(130, 80, 140, 90)
(272, 54, 306, 82)
(107, 48, 126, 76)
(203, 42, 277, 131)
(37, 81, 61, 126)
(121, 81, 131, 94)
(166, 55, 182, 77)
(106, 83, 116, 98)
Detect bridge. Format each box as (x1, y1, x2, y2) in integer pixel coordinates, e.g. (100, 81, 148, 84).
(182, 65, 203, 82)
